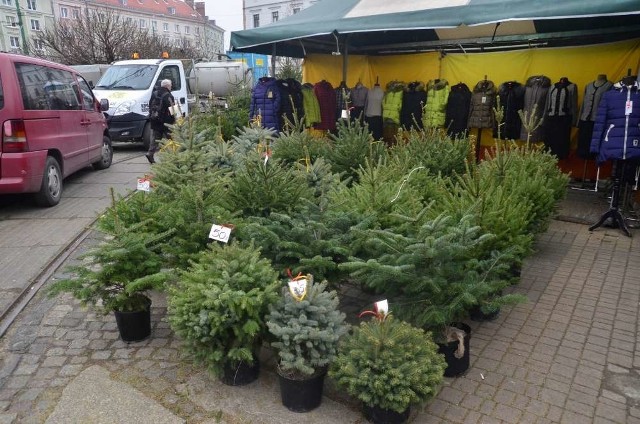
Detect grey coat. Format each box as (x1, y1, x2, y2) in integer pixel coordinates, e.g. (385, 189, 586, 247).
(520, 75, 551, 142)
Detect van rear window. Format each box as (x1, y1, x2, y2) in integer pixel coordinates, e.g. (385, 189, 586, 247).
(15, 63, 81, 111)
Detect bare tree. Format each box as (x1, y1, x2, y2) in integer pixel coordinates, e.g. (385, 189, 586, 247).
(33, 8, 201, 65)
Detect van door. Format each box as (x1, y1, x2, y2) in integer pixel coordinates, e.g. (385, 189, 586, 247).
(76, 76, 105, 162)
(16, 63, 88, 175)
(155, 63, 188, 116)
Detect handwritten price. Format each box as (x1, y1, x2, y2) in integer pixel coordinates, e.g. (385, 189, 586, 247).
(209, 224, 232, 243)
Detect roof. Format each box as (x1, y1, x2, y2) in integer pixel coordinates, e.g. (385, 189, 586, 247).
(89, 0, 202, 21)
(230, 0, 640, 57)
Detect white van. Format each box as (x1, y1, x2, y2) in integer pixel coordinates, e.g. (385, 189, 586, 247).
(93, 58, 189, 149)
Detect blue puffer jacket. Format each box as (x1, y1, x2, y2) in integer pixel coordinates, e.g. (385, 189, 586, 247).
(591, 81, 640, 164)
(250, 77, 281, 131)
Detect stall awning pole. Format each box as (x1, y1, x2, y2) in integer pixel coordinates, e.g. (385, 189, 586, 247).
(343, 36, 349, 83)
(271, 43, 277, 77)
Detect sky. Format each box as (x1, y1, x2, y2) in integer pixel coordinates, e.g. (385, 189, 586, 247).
(204, 0, 245, 51)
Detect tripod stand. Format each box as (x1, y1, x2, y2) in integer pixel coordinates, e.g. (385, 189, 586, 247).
(589, 160, 631, 237)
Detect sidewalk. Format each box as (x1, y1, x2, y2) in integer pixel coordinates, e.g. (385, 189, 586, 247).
(1, 189, 640, 423)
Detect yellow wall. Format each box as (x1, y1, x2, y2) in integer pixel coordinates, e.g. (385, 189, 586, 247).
(304, 38, 640, 111)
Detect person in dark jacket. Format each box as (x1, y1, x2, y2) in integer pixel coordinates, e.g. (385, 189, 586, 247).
(146, 79, 175, 164)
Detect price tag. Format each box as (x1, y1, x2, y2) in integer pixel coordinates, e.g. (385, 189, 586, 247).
(136, 178, 150, 192)
(374, 299, 389, 316)
(626, 100, 633, 116)
(288, 278, 308, 301)
(208, 224, 232, 243)
(481, 96, 487, 104)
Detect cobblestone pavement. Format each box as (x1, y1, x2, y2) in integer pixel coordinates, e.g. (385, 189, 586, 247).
(1, 218, 640, 423)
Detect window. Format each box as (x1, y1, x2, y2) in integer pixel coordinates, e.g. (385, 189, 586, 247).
(155, 65, 181, 90)
(9, 36, 19, 48)
(152, 20, 157, 31)
(195, 27, 199, 35)
(120, 0, 127, 4)
(272, 11, 278, 22)
(168, 6, 175, 14)
(71, 8, 79, 19)
(26, 0, 36, 11)
(16, 64, 80, 111)
(140, 19, 146, 29)
(30, 19, 40, 30)
(77, 78, 96, 111)
(174, 24, 179, 33)
(163, 22, 168, 32)
(59, 6, 68, 18)
(1, 0, 12, 6)
(98, 13, 105, 22)
(293, 8, 300, 14)
(126, 17, 132, 23)
(253, 14, 259, 28)
(33, 39, 43, 51)
(184, 25, 189, 34)
(6, 16, 16, 26)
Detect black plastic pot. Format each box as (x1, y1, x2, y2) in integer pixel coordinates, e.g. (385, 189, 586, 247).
(363, 404, 410, 424)
(437, 322, 471, 377)
(279, 371, 326, 412)
(113, 296, 151, 342)
(469, 305, 500, 322)
(221, 358, 260, 386)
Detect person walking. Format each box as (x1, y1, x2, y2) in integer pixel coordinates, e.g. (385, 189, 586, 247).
(146, 79, 175, 164)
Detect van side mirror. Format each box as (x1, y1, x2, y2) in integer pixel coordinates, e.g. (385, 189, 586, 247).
(100, 98, 109, 111)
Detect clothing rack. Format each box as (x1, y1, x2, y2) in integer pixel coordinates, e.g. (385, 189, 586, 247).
(589, 160, 631, 237)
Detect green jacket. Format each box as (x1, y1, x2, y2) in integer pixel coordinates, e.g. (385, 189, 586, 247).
(302, 84, 321, 127)
(423, 79, 450, 128)
(382, 81, 405, 125)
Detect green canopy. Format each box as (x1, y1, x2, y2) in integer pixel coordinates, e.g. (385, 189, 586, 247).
(231, 0, 640, 57)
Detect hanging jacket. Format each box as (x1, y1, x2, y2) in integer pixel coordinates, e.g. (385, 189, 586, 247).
(423, 79, 449, 128)
(495, 81, 525, 140)
(590, 81, 640, 164)
(545, 78, 578, 125)
(351, 83, 368, 108)
(365, 85, 384, 117)
(445, 83, 472, 138)
(401, 81, 426, 129)
(250, 77, 281, 131)
(301, 83, 321, 128)
(335, 84, 351, 119)
(382, 81, 405, 125)
(468, 79, 496, 129)
(277, 79, 303, 130)
(313, 80, 337, 131)
(520, 75, 551, 142)
(579, 79, 613, 122)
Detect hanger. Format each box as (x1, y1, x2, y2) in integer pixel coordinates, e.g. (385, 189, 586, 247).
(374, 76, 380, 86)
(621, 69, 637, 86)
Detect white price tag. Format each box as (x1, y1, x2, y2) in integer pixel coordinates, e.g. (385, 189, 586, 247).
(481, 96, 487, 104)
(375, 299, 389, 316)
(626, 101, 633, 116)
(136, 178, 150, 192)
(288, 278, 308, 301)
(208, 224, 232, 243)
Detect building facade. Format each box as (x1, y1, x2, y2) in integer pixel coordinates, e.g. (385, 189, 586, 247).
(243, 0, 318, 29)
(0, 0, 223, 59)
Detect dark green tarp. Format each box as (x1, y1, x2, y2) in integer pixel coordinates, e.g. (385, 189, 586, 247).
(231, 0, 640, 57)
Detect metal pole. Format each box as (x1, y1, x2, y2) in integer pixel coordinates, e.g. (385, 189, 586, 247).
(271, 43, 276, 77)
(15, 0, 29, 55)
(342, 36, 348, 84)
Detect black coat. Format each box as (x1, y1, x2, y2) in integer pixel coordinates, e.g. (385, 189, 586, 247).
(401, 81, 427, 129)
(495, 81, 525, 140)
(277, 78, 303, 130)
(445, 83, 471, 138)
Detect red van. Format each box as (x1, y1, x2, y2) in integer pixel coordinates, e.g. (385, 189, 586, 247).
(0, 53, 112, 206)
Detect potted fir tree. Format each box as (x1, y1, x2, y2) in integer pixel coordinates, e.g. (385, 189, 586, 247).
(329, 307, 446, 424)
(266, 275, 349, 412)
(47, 188, 174, 342)
(167, 242, 279, 385)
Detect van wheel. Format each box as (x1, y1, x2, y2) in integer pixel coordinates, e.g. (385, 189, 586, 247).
(142, 123, 152, 150)
(34, 157, 62, 207)
(93, 136, 113, 170)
